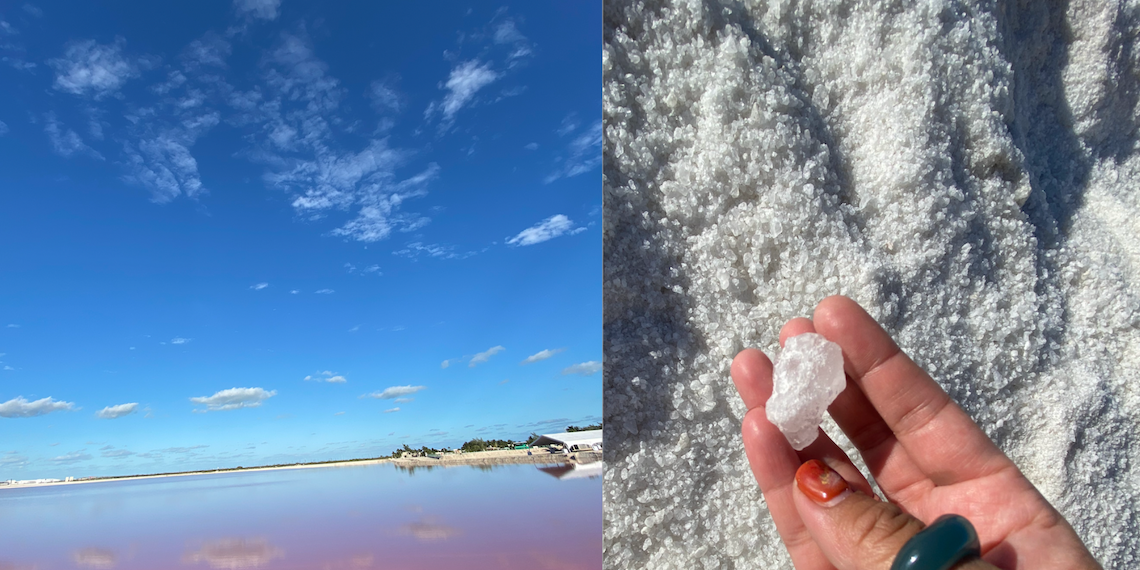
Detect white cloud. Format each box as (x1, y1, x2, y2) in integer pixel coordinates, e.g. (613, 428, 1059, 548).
(290, 290, 299, 294)
(6, 324, 18, 328)
(524, 142, 538, 150)
(545, 122, 602, 183)
(101, 448, 135, 458)
(0, 19, 35, 71)
(52, 450, 93, 464)
(393, 241, 471, 260)
(334, 411, 345, 416)
(491, 18, 532, 66)
(171, 337, 191, 345)
(370, 79, 400, 113)
(231, 32, 436, 243)
(190, 387, 276, 411)
(1, 452, 28, 469)
(562, 361, 602, 376)
(429, 60, 499, 124)
(304, 372, 346, 383)
(314, 289, 334, 294)
(182, 32, 231, 70)
(506, 214, 577, 246)
(493, 20, 526, 44)
(96, 402, 138, 419)
(0, 396, 76, 418)
(115, 35, 226, 205)
(251, 282, 269, 290)
(440, 359, 451, 369)
(363, 265, 381, 274)
(44, 113, 103, 160)
(521, 348, 564, 365)
(469, 345, 505, 367)
(383, 407, 400, 413)
(556, 114, 580, 136)
(120, 110, 218, 203)
(50, 38, 142, 98)
(0, 120, 8, 136)
(234, 0, 281, 20)
(362, 385, 425, 399)
(394, 397, 413, 403)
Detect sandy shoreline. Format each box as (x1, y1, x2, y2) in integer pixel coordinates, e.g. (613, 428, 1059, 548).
(0, 449, 601, 491)
(391, 449, 601, 467)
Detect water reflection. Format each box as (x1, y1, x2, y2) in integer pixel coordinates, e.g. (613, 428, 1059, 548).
(319, 553, 376, 569)
(0, 463, 600, 569)
(399, 518, 462, 541)
(537, 462, 603, 480)
(72, 547, 116, 568)
(182, 538, 283, 569)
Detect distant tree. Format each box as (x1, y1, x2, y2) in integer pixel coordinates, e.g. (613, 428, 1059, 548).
(566, 422, 602, 433)
(461, 438, 488, 453)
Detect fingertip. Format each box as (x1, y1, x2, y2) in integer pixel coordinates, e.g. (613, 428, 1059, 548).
(812, 295, 861, 332)
(731, 348, 773, 410)
(779, 317, 816, 347)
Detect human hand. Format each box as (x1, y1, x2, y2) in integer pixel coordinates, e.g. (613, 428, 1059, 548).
(730, 296, 1101, 570)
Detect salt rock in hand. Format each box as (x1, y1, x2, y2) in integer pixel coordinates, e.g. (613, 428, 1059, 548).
(766, 333, 846, 450)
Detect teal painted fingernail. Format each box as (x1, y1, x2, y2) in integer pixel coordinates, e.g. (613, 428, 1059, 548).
(890, 514, 981, 570)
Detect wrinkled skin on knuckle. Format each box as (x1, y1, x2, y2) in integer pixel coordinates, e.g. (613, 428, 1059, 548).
(844, 501, 925, 567)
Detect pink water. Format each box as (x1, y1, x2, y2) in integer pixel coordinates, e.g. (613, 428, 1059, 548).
(0, 462, 601, 569)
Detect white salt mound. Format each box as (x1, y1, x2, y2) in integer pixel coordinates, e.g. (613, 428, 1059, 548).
(604, 1, 1140, 569)
(767, 333, 845, 451)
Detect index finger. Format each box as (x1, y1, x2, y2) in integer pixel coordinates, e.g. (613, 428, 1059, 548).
(812, 296, 1014, 485)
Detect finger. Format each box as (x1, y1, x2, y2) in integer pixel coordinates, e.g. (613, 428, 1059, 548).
(779, 317, 816, 347)
(796, 427, 876, 498)
(730, 348, 771, 412)
(734, 345, 874, 568)
(785, 313, 931, 501)
(827, 376, 931, 503)
(776, 318, 877, 496)
(742, 408, 836, 570)
(734, 348, 834, 568)
(812, 296, 1013, 485)
(792, 460, 999, 570)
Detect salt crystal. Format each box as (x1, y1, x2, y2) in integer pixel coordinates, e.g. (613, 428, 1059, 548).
(766, 333, 846, 450)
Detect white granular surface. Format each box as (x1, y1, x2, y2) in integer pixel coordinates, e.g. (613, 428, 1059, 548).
(767, 333, 846, 451)
(603, 1, 1140, 569)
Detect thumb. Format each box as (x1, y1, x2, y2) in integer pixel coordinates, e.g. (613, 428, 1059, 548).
(792, 460, 991, 570)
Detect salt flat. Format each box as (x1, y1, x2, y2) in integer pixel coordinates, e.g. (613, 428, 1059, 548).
(603, 1, 1140, 568)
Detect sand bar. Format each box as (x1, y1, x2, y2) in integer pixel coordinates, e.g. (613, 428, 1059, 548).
(0, 449, 600, 490)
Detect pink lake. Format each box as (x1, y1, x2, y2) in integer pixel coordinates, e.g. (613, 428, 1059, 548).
(0, 462, 601, 569)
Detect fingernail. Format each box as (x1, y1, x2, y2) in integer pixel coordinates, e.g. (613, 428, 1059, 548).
(795, 459, 851, 507)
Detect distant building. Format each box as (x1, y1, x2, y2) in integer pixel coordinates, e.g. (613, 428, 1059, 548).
(528, 430, 603, 453)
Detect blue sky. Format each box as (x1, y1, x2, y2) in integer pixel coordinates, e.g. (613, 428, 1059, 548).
(0, 0, 601, 479)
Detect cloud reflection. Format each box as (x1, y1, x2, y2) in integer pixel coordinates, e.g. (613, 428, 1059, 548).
(72, 548, 116, 569)
(0, 563, 39, 570)
(399, 518, 461, 541)
(182, 538, 283, 569)
(320, 553, 375, 570)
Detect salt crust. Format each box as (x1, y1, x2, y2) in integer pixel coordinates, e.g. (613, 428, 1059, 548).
(603, 1, 1140, 569)
(766, 333, 845, 450)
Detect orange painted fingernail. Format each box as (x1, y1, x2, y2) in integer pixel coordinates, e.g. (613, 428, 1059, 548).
(795, 459, 851, 506)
